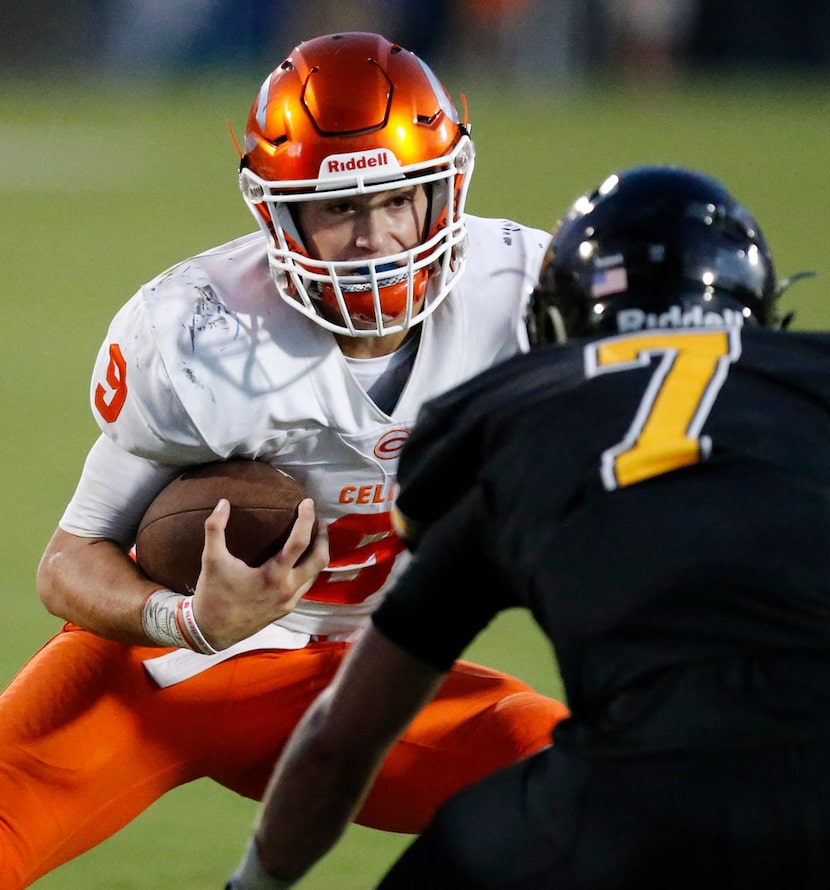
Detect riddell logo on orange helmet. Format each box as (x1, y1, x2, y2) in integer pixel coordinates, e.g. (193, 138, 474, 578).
(319, 149, 402, 178)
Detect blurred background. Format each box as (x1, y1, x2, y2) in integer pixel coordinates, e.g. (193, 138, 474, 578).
(2, 0, 830, 83)
(1, 1, 829, 888)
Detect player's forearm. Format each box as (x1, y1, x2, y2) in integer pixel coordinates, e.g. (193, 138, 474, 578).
(228, 627, 446, 888)
(37, 528, 160, 644)
(252, 691, 385, 882)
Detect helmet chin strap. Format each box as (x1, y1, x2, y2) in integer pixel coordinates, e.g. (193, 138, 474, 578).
(550, 306, 569, 344)
(531, 304, 568, 346)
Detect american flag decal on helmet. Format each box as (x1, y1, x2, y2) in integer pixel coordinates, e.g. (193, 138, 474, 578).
(591, 267, 628, 298)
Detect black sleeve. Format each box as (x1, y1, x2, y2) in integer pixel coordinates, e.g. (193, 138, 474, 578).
(393, 348, 580, 548)
(373, 485, 512, 671)
(392, 390, 487, 549)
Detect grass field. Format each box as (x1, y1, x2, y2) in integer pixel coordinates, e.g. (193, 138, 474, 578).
(1, 67, 829, 887)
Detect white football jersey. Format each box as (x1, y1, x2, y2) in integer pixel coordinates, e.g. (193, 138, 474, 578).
(62, 216, 548, 640)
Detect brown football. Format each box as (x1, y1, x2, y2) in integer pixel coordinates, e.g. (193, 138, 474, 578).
(135, 459, 308, 595)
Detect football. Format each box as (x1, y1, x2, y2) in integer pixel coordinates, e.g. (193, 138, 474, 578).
(135, 459, 308, 595)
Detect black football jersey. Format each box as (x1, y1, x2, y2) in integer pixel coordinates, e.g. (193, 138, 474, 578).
(375, 326, 830, 753)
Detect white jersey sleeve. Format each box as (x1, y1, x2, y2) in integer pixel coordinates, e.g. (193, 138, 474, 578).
(89, 268, 227, 462)
(59, 435, 180, 543)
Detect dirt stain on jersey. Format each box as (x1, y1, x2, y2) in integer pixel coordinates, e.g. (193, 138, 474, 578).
(501, 221, 521, 246)
(188, 284, 239, 351)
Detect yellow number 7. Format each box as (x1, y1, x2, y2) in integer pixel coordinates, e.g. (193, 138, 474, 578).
(587, 329, 742, 490)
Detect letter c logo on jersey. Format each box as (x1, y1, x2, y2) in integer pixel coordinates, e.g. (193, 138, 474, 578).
(373, 428, 409, 461)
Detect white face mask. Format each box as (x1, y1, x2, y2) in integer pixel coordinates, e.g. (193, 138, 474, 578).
(239, 136, 475, 337)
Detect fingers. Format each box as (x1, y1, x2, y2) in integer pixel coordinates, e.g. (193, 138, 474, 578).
(202, 496, 327, 579)
(194, 497, 329, 647)
(202, 498, 231, 558)
(278, 498, 327, 568)
(305, 524, 330, 569)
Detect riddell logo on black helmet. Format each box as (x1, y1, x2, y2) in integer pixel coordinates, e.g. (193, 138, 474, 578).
(617, 305, 746, 332)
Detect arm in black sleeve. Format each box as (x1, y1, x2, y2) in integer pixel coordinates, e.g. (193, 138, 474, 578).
(375, 484, 514, 671)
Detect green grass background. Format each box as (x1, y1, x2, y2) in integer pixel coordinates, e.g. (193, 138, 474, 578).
(1, 69, 829, 887)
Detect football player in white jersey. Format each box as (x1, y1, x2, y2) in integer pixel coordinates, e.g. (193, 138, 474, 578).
(0, 32, 567, 889)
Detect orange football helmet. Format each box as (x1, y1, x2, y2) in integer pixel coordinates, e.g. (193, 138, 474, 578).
(238, 32, 475, 337)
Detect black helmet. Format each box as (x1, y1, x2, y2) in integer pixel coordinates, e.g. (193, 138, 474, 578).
(527, 165, 791, 345)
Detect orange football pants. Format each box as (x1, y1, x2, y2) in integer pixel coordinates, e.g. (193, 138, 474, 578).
(0, 623, 567, 889)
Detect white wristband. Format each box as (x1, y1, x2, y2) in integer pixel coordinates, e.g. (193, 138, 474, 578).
(178, 597, 219, 654)
(225, 838, 295, 890)
(141, 589, 218, 654)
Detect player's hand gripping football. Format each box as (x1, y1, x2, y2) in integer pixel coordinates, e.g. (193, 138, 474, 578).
(192, 497, 328, 651)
